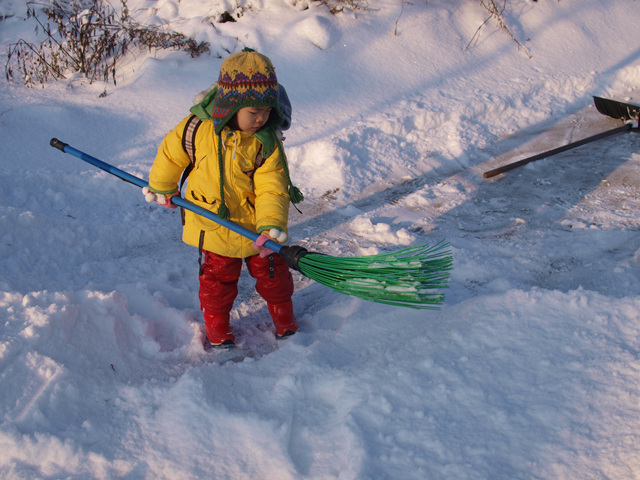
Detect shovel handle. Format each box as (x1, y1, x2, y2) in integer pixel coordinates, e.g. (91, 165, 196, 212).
(483, 123, 633, 178)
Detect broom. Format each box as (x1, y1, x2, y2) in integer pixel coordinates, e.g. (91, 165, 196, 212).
(50, 139, 453, 309)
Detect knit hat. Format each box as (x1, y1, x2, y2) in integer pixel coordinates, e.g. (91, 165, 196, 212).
(211, 47, 283, 135)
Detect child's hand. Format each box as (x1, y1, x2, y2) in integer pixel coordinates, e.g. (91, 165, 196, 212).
(252, 229, 287, 258)
(142, 186, 178, 209)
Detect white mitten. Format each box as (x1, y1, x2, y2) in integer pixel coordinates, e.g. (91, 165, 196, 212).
(267, 228, 287, 243)
(142, 186, 178, 209)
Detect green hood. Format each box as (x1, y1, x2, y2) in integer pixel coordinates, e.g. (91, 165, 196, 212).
(190, 87, 217, 121)
(190, 86, 279, 157)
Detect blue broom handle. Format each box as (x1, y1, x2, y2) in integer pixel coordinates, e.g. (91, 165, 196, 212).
(50, 138, 282, 253)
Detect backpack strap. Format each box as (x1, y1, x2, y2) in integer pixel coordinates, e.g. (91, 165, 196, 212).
(180, 114, 203, 184)
(180, 114, 203, 225)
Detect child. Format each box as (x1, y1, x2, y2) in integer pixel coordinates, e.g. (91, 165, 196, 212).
(143, 48, 303, 347)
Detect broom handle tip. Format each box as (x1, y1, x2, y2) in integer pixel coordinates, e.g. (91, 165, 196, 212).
(50, 138, 68, 152)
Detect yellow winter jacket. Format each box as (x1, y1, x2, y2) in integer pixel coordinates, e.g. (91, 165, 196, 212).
(149, 115, 290, 258)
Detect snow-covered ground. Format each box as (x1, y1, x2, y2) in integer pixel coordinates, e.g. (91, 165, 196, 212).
(1, 0, 640, 478)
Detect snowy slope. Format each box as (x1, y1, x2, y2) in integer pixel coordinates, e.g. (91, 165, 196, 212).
(1, 0, 640, 478)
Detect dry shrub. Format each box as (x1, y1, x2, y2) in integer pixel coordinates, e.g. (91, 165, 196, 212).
(5, 0, 210, 88)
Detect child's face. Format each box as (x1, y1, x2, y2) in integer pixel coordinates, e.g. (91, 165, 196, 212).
(235, 106, 272, 133)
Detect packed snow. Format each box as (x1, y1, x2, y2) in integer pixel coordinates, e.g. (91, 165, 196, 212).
(1, 0, 640, 478)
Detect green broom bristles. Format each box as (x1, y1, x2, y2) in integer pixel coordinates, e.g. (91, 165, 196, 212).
(287, 241, 453, 309)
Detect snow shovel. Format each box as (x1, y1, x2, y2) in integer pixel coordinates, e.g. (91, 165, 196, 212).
(50, 138, 453, 309)
(483, 96, 640, 178)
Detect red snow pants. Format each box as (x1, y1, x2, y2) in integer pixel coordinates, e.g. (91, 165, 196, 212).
(199, 251, 297, 340)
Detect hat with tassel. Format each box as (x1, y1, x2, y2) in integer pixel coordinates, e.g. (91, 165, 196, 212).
(211, 47, 283, 135)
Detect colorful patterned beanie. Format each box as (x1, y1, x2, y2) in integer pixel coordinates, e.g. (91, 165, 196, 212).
(211, 47, 284, 135)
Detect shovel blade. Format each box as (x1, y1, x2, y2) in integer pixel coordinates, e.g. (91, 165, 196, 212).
(594, 96, 640, 121)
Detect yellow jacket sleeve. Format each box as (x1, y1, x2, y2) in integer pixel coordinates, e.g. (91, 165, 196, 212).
(253, 146, 291, 234)
(148, 116, 194, 194)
